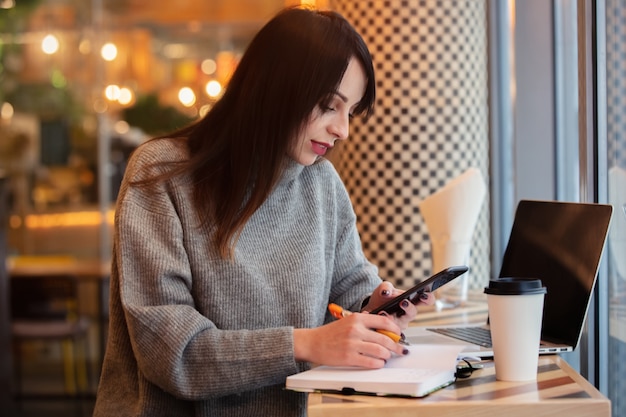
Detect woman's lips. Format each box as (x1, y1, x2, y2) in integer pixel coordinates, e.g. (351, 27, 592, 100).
(311, 140, 332, 156)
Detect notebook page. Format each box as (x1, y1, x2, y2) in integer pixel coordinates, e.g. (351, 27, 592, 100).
(387, 344, 464, 370)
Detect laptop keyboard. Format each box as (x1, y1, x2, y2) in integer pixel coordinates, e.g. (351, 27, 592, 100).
(427, 327, 493, 347)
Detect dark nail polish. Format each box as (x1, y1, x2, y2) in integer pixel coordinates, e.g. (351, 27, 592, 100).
(401, 299, 410, 308)
(381, 289, 390, 296)
(402, 348, 409, 355)
(420, 292, 430, 300)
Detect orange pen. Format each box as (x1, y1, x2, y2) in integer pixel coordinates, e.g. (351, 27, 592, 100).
(328, 303, 405, 344)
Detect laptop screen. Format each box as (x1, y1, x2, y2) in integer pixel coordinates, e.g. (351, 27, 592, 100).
(498, 200, 612, 347)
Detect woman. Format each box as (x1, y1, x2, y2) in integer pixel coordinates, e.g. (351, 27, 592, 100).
(94, 6, 432, 417)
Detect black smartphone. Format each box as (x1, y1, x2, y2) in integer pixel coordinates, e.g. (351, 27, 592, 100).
(368, 265, 469, 316)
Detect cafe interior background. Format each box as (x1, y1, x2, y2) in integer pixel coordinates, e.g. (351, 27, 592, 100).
(0, 0, 624, 415)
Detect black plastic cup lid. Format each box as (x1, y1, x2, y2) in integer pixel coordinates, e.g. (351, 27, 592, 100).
(484, 277, 547, 295)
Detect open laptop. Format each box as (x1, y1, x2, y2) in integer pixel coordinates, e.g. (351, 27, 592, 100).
(404, 199, 613, 358)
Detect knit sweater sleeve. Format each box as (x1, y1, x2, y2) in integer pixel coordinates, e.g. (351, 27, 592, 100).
(320, 161, 382, 312)
(112, 141, 300, 400)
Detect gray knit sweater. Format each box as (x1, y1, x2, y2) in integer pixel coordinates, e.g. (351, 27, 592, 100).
(93, 138, 382, 416)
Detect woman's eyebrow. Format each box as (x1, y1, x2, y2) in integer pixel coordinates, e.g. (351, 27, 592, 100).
(333, 91, 348, 103)
(332, 90, 362, 111)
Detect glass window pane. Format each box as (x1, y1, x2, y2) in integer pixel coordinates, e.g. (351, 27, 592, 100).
(605, 1, 626, 416)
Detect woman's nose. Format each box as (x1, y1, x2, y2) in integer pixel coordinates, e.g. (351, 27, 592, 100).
(330, 112, 350, 141)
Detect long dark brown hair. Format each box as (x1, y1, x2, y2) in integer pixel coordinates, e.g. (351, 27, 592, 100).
(135, 6, 376, 259)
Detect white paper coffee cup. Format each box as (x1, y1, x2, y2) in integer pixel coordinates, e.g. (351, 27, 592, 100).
(484, 278, 546, 381)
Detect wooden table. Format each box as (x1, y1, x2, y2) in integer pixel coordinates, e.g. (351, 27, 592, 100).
(307, 298, 611, 417)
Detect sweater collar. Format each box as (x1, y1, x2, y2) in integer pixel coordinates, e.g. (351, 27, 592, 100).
(279, 158, 306, 184)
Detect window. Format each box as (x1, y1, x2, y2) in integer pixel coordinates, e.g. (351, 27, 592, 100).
(603, 0, 626, 415)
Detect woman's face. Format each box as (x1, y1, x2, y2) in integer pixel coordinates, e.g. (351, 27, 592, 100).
(288, 57, 367, 166)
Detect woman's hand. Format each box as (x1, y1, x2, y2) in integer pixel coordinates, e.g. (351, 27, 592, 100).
(293, 312, 407, 368)
(361, 281, 435, 329)
(292, 282, 435, 369)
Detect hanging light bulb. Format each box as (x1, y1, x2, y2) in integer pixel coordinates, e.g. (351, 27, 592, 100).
(118, 87, 134, 105)
(104, 84, 121, 101)
(205, 80, 222, 98)
(41, 34, 59, 55)
(1, 102, 14, 120)
(0, 0, 15, 10)
(101, 42, 118, 61)
(178, 87, 196, 107)
(201, 58, 217, 75)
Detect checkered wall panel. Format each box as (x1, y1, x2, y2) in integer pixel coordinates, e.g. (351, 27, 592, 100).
(607, 0, 626, 167)
(329, 0, 490, 289)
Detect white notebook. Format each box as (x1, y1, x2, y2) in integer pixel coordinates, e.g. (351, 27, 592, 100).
(285, 344, 464, 397)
